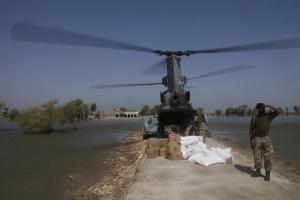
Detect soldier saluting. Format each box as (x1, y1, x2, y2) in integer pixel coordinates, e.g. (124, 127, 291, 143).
(249, 103, 280, 181)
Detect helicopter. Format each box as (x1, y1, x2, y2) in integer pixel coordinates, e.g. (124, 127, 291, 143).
(10, 22, 300, 137)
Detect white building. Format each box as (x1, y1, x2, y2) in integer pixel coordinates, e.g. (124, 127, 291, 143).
(115, 111, 139, 118)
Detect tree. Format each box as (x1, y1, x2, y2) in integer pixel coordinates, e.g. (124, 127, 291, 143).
(251, 107, 257, 115)
(15, 100, 59, 134)
(294, 106, 300, 115)
(81, 103, 89, 120)
(285, 107, 289, 115)
(90, 103, 97, 112)
(74, 99, 84, 120)
(215, 110, 222, 117)
(61, 99, 80, 130)
(197, 107, 204, 114)
(42, 99, 59, 122)
(0, 100, 4, 111)
(237, 105, 247, 116)
(150, 105, 160, 115)
(8, 108, 19, 120)
(225, 107, 237, 116)
(246, 108, 252, 116)
(15, 99, 90, 133)
(2, 107, 9, 118)
(139, 105, 151, 116)
(59, 98, 89, 129)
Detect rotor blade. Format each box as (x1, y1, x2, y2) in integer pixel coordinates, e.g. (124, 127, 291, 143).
(10, 22, 156, 53)
(185, 85, 197, 89)
(188, 65, 255, 81)
(142, 60, 166, 74)
(189, 37, 300, 54)
(91, 82, 162, 89)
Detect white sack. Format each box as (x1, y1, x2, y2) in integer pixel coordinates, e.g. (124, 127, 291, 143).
(181, 136, 233, 166)
(180, 136, 203, 147)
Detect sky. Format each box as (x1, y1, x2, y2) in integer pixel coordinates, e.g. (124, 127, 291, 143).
(0, 0, 300, 112)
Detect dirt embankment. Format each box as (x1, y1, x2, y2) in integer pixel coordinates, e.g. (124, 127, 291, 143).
(72, 128, 146, 200)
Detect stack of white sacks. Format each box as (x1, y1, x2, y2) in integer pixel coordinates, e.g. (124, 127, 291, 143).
(180, 136, 233, 166)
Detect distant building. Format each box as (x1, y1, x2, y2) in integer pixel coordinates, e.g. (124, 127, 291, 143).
(87, 111, 101, 120)
(113, 108, 139, 118)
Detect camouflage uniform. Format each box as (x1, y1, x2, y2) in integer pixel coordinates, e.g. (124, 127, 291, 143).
(249, 111, 279, 171)
(253, 136, 274, 171)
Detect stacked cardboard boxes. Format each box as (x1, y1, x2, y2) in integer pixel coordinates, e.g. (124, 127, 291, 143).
(146, 133, 183, 160)
(147, 138, 168, 159)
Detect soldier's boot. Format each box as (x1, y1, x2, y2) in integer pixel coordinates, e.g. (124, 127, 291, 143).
(252, 168, 262, 177)
(264, 171, 271, 181)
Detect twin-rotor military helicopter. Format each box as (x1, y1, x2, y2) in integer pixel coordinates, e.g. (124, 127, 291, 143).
(10, 22, 300, 137)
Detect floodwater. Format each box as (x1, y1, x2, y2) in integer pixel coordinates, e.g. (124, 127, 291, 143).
(0, 119, 142, 200)
(209, 116, 300, 167)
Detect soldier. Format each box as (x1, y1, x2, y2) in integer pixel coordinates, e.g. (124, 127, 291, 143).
(249, 103, 280, 181)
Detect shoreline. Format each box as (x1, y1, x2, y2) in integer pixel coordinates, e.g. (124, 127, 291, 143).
(70, 129, 300, 200)
(71, 128, 146, 200)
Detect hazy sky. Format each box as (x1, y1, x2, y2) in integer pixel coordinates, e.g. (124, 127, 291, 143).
(0, 0, 300, 112)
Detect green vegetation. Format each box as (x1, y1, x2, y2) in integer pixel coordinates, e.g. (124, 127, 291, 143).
(139, 104, 160, 116)
(223, 105, 257, 116)
(15, 99, 90, 134)
(197, 107, 204, 114)
(7, 108, 19, 120)
(294, 106, 300, 115)
(90, 103, 97, 112)
(0, 100, 4, 111)
(60, 99, 89, 130)
(215, 110, 222, 116)
(16, 100, 59, 134)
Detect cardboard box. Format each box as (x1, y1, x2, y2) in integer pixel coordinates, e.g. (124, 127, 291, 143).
(147, 147, 159, 159)
(168, 133, 181, 143)
(158, 138, 168, 148)
(147, 138, 159, 149)
(148, 138, 168, 149)
(167, 142, 180, 153)
(166, 152, 183, 160)
(159, 147, 167, 157)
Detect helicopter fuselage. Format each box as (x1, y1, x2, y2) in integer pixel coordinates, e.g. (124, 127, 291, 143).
(158, 55, 194, 137)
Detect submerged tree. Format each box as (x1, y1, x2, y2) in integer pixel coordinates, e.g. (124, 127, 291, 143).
(294, 106, 300, 115)
(16, 100, 59, 134)
(90, 103, 97, 112)
(225, 107, 237, 116)
(215, 110, 222, 116)
(61, 99, 79, 130)
(246, 108, 253, 116)
(60, 98, 88, 129)
(237, 105, 247, 116)
(0, 100, 4, 111)
(8, 108, 19, 120)
(15, 99, 89, 133)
